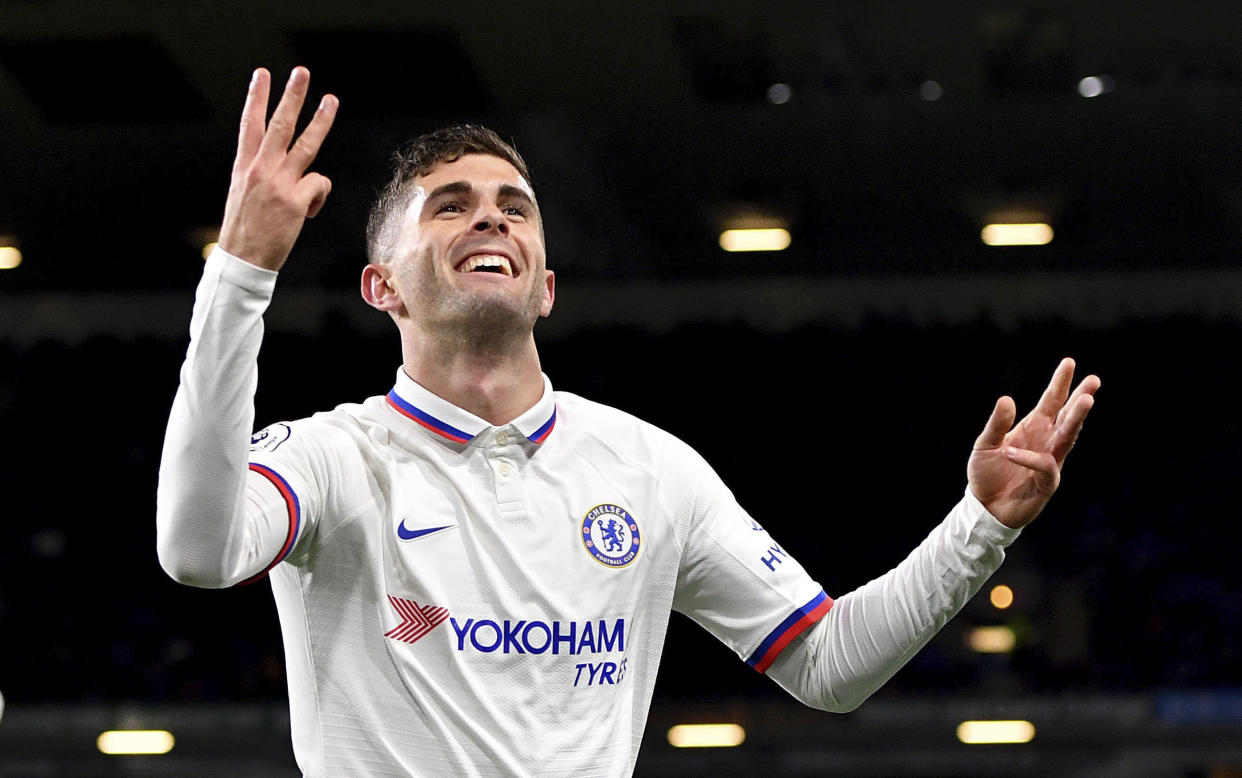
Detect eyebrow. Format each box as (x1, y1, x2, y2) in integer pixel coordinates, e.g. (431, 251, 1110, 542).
(497, 184, 535, 208)
(424, 180, 536, 209)
(426, 180, 473, 200)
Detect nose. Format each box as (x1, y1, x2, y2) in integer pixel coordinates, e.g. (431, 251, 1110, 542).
(472, 210, 509, 235)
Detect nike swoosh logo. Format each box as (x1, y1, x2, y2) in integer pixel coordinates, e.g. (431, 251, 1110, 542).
(396, 520, 456, 541)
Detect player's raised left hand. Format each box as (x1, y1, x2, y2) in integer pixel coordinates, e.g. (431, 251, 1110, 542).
(967, 357, 1100, 529)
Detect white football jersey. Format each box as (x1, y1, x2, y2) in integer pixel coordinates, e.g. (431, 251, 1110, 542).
(159, 250, 1022, 777)
(247, 368, 828, 776)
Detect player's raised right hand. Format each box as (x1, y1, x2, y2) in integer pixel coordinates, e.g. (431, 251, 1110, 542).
(218, 67, 338, 272)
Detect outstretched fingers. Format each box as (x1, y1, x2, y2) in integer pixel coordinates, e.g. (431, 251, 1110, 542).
(1051, 388, 1097, 462)
(975, 395, 1017, 450)
(234, 68, 270, 172)
(257, 67, 311, 161)
(1056, 373, 1102, 427)
(286, 93, 339, 176)
(1032, 357, 1076, 418)
(218, 65, 339, 271)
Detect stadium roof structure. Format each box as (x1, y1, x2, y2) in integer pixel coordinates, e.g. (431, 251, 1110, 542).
(0, 1, 1240, 335)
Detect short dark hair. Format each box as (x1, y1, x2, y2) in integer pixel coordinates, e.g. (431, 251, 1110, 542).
(365, 124, 534, 264)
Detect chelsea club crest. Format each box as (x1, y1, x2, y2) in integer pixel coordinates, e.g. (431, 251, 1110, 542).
(581, 504, 641, 568)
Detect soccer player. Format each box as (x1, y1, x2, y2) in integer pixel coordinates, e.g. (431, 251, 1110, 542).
(157, 68, 1099, 776)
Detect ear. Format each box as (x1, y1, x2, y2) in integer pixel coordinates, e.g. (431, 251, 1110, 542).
(539, 269, 555, 318)
(361, 263, 402, 312)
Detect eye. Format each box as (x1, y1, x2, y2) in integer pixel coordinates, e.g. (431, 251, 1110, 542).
(435, 201, 464, 214)
(503, 204, 528, 218)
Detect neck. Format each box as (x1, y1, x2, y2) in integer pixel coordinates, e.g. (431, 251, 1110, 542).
(400, 326, 545, 426)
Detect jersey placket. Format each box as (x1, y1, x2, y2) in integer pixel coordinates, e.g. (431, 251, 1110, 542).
(485, 427, 527, 521)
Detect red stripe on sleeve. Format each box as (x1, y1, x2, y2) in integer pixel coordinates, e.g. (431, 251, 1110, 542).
(752, 595, 835, 673)
(236, 463, 301, 586)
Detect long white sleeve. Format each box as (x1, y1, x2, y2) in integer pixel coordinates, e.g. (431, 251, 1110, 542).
(155, 248, 287, 588)
(765, 489, 1020, 712)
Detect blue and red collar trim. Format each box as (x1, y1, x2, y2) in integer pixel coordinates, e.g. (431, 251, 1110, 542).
(386, 390, 475, 444)
(528, 408, 557, 444)
(385, 374, 557, 445)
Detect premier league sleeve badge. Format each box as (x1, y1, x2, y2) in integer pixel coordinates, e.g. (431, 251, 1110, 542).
(250, 422, 292, 452)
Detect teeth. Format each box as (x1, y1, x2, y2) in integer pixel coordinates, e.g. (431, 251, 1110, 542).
(459, 254, 513, 277)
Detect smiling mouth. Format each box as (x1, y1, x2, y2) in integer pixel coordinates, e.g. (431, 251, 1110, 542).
(458, 254, 514, 277)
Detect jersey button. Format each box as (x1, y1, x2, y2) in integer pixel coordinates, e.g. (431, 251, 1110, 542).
(496, 431, 511, 445)
(498, 461, 512, 477)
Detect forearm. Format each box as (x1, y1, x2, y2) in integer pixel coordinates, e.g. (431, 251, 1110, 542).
(766, 489, 1019, 712)
(155, 248, 278, 587)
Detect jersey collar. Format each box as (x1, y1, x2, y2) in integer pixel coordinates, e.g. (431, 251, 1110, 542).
(386, 369, 557, 445)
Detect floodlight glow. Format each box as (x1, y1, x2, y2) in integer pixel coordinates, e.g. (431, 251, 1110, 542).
(97, 730, 175, 755)
(981, 223, 1053, 246)
(967, 625, 1017, 653)
(719, 228, 791, 252)
(920, 80, 943, 101)
(201, 241, 218, 260)
(1078, 76, 1104, 98)
(667, 723, 746, 748)
(0, 246, 21, 269)
(957, 720, 1035, 744)
(767, 83, 793, 105)
(1077, 75, 1113, 98)
(990, 585, 1014, 610)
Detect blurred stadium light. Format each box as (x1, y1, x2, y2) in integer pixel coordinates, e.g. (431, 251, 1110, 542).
(1, 696, 1239, 776)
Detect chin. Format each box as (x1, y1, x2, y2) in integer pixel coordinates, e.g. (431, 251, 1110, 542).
(457, 294, 540, 332)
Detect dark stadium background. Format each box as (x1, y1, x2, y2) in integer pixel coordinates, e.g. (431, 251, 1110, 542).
(1, 2, 1240, 775)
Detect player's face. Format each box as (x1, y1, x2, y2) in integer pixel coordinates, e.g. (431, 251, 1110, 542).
(388, 154, 554, 335)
